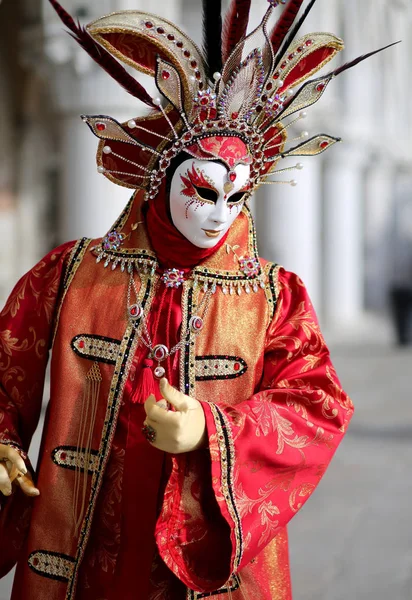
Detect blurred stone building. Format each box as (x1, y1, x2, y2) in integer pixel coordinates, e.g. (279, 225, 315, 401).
(1, 0, 412, 336)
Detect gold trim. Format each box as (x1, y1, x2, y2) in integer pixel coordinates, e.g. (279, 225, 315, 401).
(280, 33, 344, 93)
(209, 403, 243, 572)
(67, 273, 158, 599)
(52, 239, 92, 347)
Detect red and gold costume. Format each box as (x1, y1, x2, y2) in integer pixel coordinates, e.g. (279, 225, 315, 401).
(0, 193, 353, 599)
(0, 0, 389, 597)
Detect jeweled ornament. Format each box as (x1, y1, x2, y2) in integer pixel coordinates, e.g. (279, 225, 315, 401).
(189, 316, 204, 333)
(102, 230, 125, 252)
(129, 303, 143, 321)
(162, 268, 185, 288)
(239, 256, 260, 278)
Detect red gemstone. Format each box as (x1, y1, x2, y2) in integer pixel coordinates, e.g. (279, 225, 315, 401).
(281, 61, 287, 69)
(167, 33, 175, 41)
(96, 122, 106, 132)
(306, 39, 313, 46)
(194, 124, 203, 133)
(78, 340, 85, 349)
(145, 21, 154, 28)
(183, 132, 192, 140)
(190, 60, 197, 68)
(297, 46, 304, 52)
(184, 50, 191, 58)
(157, 27, 165, 34)
(273, 72, 280, 80)
(320, 141, 329, 149)
(231, 111, 239, 120)
(266, 82, 273, 91)
(234, 363, 240, 372)
(195, 71, 201, 79)
(316, 83, 325, 92)
(288, 53, 295, 60)
(162, 70, 170, 80)
(200, 97, 209, 106)
(255, 105, 263, 113)
(218, 120, 225, 127)
(176, 41, 183, 48)
(198, 82, 204, 90)
(33, 558, 39, 566)
(131, 306, 138, 316)
(229, 172, 237, 182)
(255, 151, 262, 158)
(60, 452, 67, 460)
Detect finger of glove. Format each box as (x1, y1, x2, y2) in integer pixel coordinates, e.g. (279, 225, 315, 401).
(159, 378, 189, 411)
(145, 402, 179, 427)
(0, 463, 12, 496)
(16, 472, 40, 497)
(0, 447, 27, 474)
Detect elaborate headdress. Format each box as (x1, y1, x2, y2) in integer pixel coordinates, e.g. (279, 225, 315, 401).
(49, 0, 394, 201)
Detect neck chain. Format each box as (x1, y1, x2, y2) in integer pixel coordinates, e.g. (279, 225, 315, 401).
(127, 273, 213, 379)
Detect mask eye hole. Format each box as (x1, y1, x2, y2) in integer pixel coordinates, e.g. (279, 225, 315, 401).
(227, 191, 247, 205)
(194, 184, 218, 202)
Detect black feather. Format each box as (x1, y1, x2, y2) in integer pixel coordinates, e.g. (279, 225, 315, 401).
(203, 0, 223, 79)
(331, 41, 401, 77)
(273, 0, 317, 69)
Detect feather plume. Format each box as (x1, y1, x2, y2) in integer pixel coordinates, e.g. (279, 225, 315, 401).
(203, 0, 223, 79)
(331, 41, 401, 77)
(273, 0, 317, 68)
(270, 0, 305, 57)
(48, 0, 156, 108)
(222, 0, 252, 62)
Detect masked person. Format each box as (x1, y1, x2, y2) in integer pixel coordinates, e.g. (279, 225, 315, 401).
(0, 1, 391, 598)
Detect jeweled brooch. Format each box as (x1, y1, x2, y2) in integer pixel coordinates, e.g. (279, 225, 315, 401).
(102, 230, 125, 252)
(239, 256, 260, 277)
(162, 268, 185, 288)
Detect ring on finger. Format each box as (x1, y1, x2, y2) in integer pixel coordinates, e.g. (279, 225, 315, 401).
(142, 423, 157, 443)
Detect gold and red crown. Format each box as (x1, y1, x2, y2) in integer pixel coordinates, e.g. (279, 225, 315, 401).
(49, 0, 395, 201)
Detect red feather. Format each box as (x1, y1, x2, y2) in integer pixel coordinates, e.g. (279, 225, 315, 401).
(48, 0, 156, 108)
(270, 0, 305, 56)
(222, 0, 252, 62)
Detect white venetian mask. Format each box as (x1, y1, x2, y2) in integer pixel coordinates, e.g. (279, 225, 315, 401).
(169, 159, 251, 249)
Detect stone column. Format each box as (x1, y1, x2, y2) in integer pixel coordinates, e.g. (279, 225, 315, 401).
(323, 146, 365, 324)
(255, 159, 323, 311)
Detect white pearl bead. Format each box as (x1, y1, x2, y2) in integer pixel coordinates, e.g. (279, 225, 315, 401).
(152, 97, 162, 106)
(128, 120, 137, 128)
(277, 79, 284, 87)
(287, 88, 294, 97)
(103, 146, 112, 154)
(290, 180, 298, 187)
(296, 162, 304, 170)
(189, 75, 196, 82)
(301, 131, 309, 138)
(97, 166, 106, 174)
(213, 72, 222, 81)
(299, 111, 307, 119)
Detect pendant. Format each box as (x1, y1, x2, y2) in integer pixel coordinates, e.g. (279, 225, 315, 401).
(189, 315, 204, 333)
(129, 303, 144, 321)
(154, 366, 166, 379)
(152, 344, 169, 362)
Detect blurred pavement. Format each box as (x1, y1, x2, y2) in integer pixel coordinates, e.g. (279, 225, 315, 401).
(289, 343, 412, 600)
(1, 343, 411, 599)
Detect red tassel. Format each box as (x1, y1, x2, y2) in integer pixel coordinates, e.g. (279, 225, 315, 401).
(131, 359, 156, 404)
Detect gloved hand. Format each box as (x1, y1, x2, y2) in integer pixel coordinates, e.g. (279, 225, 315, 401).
(143, 378, 207, 454)
(0, 444, 40, 497)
